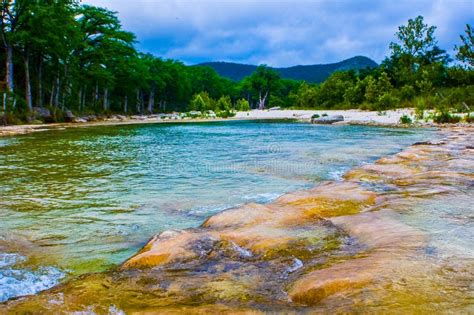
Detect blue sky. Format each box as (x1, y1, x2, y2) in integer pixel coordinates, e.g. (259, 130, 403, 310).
(84, 0, 473, 67)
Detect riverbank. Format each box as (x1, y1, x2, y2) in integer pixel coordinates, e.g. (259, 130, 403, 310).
(236, 108, 416, 123)
(0, 108, 451, 137)
(3, 125, 473, 313)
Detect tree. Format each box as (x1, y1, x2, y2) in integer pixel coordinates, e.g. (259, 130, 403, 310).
(236, 98, 250, 111)
(387, 16, 448, 88)
(455, 24, 474, 68)
(0, 0, 27, 97)
(216, 95, 231, 111)
(243, 65, 280, 110)
(389, 16, 438, 59)
(317, 71, 355, 108)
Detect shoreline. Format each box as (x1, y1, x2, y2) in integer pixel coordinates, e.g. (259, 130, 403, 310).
(1, 108, 464, 137)
(4, 125, 473, 313)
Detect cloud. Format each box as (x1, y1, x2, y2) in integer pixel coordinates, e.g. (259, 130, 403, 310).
(83, 0, 473, 67)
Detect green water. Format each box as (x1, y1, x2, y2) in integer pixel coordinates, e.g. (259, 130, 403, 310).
(0, 121, 434, 301)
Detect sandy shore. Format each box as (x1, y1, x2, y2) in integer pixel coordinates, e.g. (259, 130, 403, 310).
(235, 108, 415, 124)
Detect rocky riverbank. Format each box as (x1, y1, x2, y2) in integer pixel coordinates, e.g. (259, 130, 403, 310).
(2, 126, 473, 313)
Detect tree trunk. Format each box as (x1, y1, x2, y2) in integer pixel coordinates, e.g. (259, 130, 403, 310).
(94, 83, 99, 104)
(78, 87, 82, 110)
(103, 87, 109, 111)
(147, 88, 155, 113)
(124, 95, 128, 113)
(37, 56, 43, 108)
(50, 81, 55, 107)
(258, 90, 268, 110)
(136, 88, 140, 113)
(81, 86, 86, 111)
(54, 75, 60, 108)
(24, 54, 33, 113)
(5, 44, 14, 94)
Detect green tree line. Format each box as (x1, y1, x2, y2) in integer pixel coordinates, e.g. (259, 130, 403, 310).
(1, 1, 473, 124)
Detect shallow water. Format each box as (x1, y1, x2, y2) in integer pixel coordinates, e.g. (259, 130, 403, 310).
(0, 121, 434, 301)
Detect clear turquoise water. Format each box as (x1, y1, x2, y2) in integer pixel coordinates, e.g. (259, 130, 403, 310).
(0, 121, 434, 301)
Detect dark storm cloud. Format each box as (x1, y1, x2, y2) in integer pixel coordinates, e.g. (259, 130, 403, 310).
(84, 0, 473, 66)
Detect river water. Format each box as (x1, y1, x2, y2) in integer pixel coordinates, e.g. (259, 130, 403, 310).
(0, 121, 434, 302)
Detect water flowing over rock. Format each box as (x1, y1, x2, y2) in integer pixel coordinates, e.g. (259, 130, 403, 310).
(2, 126, 473, 313)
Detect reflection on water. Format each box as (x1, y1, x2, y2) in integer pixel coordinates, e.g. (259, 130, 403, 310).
(0, 121, 433, 301)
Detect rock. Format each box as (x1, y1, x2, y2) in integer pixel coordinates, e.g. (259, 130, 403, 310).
(64, 110, 75, 122)
(311, 115, 344, 124)
(73, 117, 87, 123)
(85, 114, 97, 121)
(33, 107, 51, 119)
(189, 111, 202, 116)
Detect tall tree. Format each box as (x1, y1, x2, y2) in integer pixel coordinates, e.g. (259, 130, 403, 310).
(455, 24, 474, 68)
(243, 65, 280, 110)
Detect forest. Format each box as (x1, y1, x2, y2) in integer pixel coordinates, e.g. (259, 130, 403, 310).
(1, 1, 473, 124)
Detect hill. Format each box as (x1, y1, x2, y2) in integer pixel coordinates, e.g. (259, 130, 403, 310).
(197, 56, 378, 83)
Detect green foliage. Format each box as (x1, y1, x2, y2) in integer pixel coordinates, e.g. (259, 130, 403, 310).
(399, 85, 416, 100)
(216, 95, 232, 111)
(465, 114, 474, 123)
(399, 114, 413, 124)
(433, 110, 462, 124)
(0, 5, 472, 124)
(375, 92, 400, 111)
(311, 114, 320, 119)
(415, 98, 426, 120)
(235, 99, 250, 111)
(199, 56, 377, 83)
(189, 92, 214, 112)
(455, 24, 474, 68)
(389, 16, 438, 58)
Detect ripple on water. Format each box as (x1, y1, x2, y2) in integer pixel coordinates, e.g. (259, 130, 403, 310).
(0, 253, 65, 303)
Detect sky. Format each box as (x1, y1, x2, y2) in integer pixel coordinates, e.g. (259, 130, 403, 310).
(83, 0, 473, 67)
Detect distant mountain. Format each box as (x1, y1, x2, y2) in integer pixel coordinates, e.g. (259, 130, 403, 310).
(197, 56, 378, 83)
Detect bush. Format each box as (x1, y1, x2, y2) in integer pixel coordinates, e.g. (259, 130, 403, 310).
(414, 97, 426, 120)
(216, 95, 232, 111)
(399, 85, 416, 100)
(217, 110, 236, 118)
(1, 112, 22, 125)
(464, 114, 474, 123)
(433, 110, 462, 123)
(311, 114, 320, 119)
(374, 92, 399, 111)
(400, 114, 413, 124)
(236, 98, 250, 111)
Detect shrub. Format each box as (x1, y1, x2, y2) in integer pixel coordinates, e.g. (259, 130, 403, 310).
(415, 97, 426, 120)
(374, 92, 399, 111)
(216, 95, 232, 111)
(399, 85, 416, 100)
(433, 110, 462, 123)
(464, 114, 474, 123)
(322, 113, 328, 117)
(400, 114, 413, 124)
(217, 110, 236, 118)
(311, 114, 320, 119)
(236, 98, 250, 111)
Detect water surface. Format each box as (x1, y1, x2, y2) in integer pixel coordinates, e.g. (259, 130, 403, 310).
(0, 121, 433, 301)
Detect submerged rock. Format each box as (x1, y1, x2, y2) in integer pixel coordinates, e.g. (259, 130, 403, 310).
(3, 126, 474, 313)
